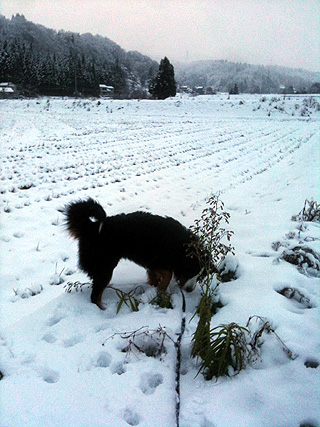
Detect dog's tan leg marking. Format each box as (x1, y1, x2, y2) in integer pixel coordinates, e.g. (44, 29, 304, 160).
(147, 269, 172, 293)
(94, 288, 108, 310)
(158, 269, 173, 292)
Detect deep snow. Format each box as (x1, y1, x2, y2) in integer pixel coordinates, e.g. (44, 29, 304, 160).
(0, 94, 319, 427)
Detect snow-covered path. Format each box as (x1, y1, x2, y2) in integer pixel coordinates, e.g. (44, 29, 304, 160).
(1, 95, 319, 426)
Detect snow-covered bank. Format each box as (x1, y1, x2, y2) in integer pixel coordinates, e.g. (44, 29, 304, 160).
(1, 95, 319, 426)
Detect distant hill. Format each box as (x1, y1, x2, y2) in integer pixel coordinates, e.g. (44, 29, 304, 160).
(0, 14, 158, 97)
(1, 14, 319, 97)
(174, 60, 320, 94)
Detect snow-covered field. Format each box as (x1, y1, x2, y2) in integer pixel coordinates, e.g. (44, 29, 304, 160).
(0, 94, 319, 427)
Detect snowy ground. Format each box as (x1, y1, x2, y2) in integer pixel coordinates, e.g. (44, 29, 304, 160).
(0, 94, 319, 427)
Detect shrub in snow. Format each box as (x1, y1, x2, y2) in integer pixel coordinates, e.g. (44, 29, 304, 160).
(276, 287, 313, 309)
(217, 253, 239, 282)
(191, 293, 213, 364)
(188, 193, 234, 293)
(18, 183, 34, 190)
(49, 273, 65, 286)
(188, 196, 298, 381)
(64, 281, 91, 293)
(303, 96, 320, 111)
(150, 291, 173, 309)
(188, 194, 237, 379)
(304, 358, 319, 369)
(105, 326, 171, 360)
(112, 287, 140, 313)
(193, 322, 249, 380)
(273, 202, 320, 277)
(292, 199, 320, 223)
(13, 284, 43, 299)
(273, 240, 320, 277)
(300, 107, 311, 117)
(246, 315, 297, 363)
(281, 246, 320, 277)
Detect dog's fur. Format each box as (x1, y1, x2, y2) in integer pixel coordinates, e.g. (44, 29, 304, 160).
(65, 198, 202, 309)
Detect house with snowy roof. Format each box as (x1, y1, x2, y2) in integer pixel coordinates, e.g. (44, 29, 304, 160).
(99, 84, 114, 97)
(0, 82, 18, 99)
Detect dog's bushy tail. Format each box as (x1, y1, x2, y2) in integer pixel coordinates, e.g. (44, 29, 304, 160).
(64, 198, 107, 239)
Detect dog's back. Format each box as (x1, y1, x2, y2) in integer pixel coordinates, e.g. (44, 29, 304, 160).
(102, 211, 197, 274)
(65, 198, 201, 308)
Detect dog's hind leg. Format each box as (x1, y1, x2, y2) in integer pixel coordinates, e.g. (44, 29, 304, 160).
(91, 270, 114, 310)
(147, 269, 172, 293)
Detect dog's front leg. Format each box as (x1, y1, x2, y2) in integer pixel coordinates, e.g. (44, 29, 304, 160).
(91, 270, 113, 310)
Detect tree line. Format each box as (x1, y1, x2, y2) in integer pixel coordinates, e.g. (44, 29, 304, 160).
(0, 14, 161, 97)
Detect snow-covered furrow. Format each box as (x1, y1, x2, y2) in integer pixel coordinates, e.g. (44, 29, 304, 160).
(1, 111, 318, 213)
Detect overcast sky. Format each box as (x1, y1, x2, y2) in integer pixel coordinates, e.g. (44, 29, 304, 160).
(1, 0, 319, 71)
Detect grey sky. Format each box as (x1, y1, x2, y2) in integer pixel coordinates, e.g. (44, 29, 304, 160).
(1, 0, 319, 71)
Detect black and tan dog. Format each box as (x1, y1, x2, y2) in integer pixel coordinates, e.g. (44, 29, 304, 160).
(65, 198, 202, 309)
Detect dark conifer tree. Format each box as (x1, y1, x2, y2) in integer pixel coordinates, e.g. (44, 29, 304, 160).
(229, 83, 239, 95)
(310, 82, 320, 93)
(110, 58, 126, 95)
(149, 57, 176, 99)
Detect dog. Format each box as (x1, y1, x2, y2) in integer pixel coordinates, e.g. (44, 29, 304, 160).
(65, 198, 203, 309)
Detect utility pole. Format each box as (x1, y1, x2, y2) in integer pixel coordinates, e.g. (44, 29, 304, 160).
(74, 66, 78, 95)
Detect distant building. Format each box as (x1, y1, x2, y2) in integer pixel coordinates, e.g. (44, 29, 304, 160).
(280, 85, 297, 95)
(0, 82, 18, 99)
(194, 86, 204, 95)
(180, 85, 191, 93)
(99, 84, 114, 97)
(206, 87, 216, 95)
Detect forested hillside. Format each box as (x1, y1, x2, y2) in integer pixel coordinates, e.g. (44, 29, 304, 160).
(175, 60, 320, 94)
(0, 14, 158, 97)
